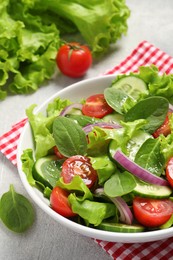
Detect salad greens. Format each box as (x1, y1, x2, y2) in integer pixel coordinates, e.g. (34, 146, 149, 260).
(21, 65, 173, 232)
(0, 0, 130, 100)
(0, 185, 35, 233)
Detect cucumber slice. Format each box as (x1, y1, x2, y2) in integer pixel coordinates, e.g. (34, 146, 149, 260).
(133, 180, 172, 199)
(111, 76, 148, 100)
(33, 155, 63, 189)
(102, 112, 124, 124)
(97, 222, 145, 233)
(109, 130, 151, 162)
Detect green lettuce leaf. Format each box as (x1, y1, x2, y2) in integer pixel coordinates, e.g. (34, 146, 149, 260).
(20, 148, 36, 186)
(68, 193, 116, 226)
(137, 65, 173, 103)
(90, 155, 116, 185)
(26, 98, 71, 159)
(156, 114, 173, 163)
(33, 0, 130, 56)
(57, 176, 93, 201)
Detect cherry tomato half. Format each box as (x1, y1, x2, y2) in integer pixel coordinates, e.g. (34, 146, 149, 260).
(56, 42, 92, 78)
(82, 94, 113, 118)
(61, 155, 97, 188)
(133, 197, 173, 227)
(166, 157, 173, 188)
(153, 112, 172, 138)
(50, 186, 76, 218)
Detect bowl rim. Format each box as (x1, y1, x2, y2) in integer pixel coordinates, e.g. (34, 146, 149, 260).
(17, 74, 173, 243)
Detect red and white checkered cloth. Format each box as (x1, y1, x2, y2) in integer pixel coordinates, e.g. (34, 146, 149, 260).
(1, 40, 173, 259)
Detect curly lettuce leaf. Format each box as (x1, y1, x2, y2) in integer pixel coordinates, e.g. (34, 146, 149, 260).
(0, 0, 60, 99)
(35, 0, 130, 56)
(137, 65, 173, 103)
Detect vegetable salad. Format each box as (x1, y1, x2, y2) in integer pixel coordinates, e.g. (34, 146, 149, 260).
(22, 65, 173, 232)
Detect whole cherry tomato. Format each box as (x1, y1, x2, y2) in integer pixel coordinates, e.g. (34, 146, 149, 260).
(56, 42, 92, 78)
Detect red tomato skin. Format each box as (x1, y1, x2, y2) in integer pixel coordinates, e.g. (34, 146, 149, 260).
(166, 157, 173, 188)
(50, 186, 76, 218)
(56, 42, 92, 78)
(53, 146, 66, 159)
(153, 112, 172, 138)
(82, 94, 113, 118)
(61, 155, 97, 188)
(133, 197, 173, 227)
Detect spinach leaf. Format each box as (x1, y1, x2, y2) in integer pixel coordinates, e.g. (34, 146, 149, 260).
(65, 114, 101, 127)
(135, 138, 165, 176)
(124, 96, 169, 134)
(104, 88, 136, 114)
(104, 170, 136, 197)
(53, 117, 87, 157)
(0, 185, 35, 233)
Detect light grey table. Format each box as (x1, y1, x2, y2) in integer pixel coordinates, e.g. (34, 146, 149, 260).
(1, 1, 173, 259)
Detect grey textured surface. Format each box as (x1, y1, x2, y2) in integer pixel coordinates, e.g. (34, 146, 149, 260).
(1, 1, 173, 259)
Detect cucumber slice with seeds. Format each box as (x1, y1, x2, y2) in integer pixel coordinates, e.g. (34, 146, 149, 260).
(133, 180, 172, 199)
(33, 155, 63, 189)
(111, 76, 148, 99)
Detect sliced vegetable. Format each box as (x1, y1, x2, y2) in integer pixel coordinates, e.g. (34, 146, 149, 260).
(166, 157, 173, 188)
(50, 186, 76, 218)
(133, 180, 172, 199)
(54, 146, 66, 159)
(60, 103, 82, 116)
(111, 75, 148, 99)
(83, 122, 121, 134)
(33, 155, 63, 188)
(113, 150, 169, 186)
(133, 197, 173, 227)
(61, 155, 97, 188)
(97, 222, 145, 233)
(109, 196, 133, 225)
(153, 112, 172, 138)
(82, 94, 113, 118)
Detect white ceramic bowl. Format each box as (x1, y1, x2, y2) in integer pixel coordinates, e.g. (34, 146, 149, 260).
(17, 75, 173, 243)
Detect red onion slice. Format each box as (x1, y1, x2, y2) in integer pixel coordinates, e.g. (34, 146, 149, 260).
(113, 149, 169, 186)
(169, 103, 173, 112)
(94, 188, 133, 225)
(60, 103, 82, 116)
(83, 122, 121, 134)
(109, 196, 133, 225)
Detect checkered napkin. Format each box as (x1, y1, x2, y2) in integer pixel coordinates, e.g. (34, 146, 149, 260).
(1, 41, 173, 259)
